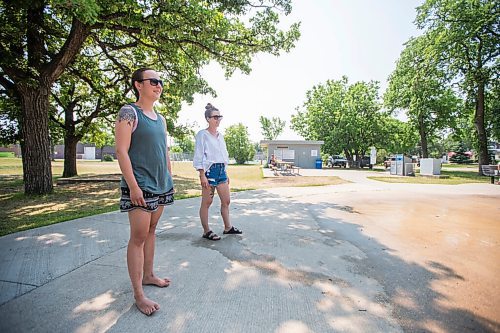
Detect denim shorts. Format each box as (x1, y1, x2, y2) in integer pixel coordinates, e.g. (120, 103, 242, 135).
(205, 163, 228, 186)
(120, 187, 174, 212)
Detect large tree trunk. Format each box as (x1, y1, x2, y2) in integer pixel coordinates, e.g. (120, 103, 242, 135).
(418, 113, 429, 158)
(474, 82, 489, 175)
(20, 87, 53, 194)
(63, 136, 79, 177)
(62, 103, 81, 177)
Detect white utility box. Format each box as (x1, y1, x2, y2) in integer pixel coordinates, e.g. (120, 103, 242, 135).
(420, 158, 441, 175)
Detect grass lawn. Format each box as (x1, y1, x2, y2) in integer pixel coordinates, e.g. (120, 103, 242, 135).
(441, 163, 479, 169)
(0, 159, 345, 236)
(369, 167, 489, 185)
(0, 152, 15, 158)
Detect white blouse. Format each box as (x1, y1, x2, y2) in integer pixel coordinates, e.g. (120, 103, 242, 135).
(193, 129, 230, 171)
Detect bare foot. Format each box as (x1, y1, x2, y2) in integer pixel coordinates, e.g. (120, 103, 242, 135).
(142, 275, 171, 288)
(135, 296, 160, 316)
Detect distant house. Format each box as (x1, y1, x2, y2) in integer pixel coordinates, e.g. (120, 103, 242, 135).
(53, 143, 116, 160)
(260, 140, 324, 169)
(0, 144, 21, 157)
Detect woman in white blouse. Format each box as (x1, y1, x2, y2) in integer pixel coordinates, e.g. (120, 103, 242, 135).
(193, 103, 243, 240)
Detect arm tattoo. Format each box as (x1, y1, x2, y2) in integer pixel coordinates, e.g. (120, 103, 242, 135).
(117, 107, 136, 127)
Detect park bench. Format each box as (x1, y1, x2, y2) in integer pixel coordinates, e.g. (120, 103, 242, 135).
(481, 165, 499, 184)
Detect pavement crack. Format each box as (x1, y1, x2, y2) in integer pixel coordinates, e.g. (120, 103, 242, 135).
(0, 279, 39, 287)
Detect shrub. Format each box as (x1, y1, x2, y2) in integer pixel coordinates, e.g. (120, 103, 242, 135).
(103, 154, 114, 162)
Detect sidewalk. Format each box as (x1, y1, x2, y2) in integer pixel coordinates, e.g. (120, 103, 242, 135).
(1, 172, 499, 332)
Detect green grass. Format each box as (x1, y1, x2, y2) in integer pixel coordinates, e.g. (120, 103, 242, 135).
(369, 168, 488, 185)
(0, 159, 345, 236)
(441, 163, 479, 169)
(0, 152, 15, 158)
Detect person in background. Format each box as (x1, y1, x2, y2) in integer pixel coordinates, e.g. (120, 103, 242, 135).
(115, 68, 174, 316)
(193, 103, 242, 241)
(269, 154, 277, 167)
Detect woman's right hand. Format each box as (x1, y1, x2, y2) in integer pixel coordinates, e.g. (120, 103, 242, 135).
(200, 174, 209, 189)
(130, 187, 146, 207)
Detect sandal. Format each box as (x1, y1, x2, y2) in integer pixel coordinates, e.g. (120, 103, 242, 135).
(202, 230, 221, 241)
(223, 226, 242, 234)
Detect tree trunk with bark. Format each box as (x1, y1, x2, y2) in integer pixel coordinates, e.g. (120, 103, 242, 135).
(19, 87, 53, 194)
(474, 82, 490, 175)
(418, 113, 429, 158)
(63, 136, 79, 178)
(62, 104, 82, 178)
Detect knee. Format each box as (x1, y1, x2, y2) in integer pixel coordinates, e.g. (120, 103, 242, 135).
(220, 199, 230, 208)
(129, 234, 147, 247)
(148, 223, 158, 234)
(201, 199, 213, 208)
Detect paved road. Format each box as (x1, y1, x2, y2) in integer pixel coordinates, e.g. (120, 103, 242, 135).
(0, 170, 499, 332)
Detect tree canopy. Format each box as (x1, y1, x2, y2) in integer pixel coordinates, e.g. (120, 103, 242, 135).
(259, 115, 286, 140)
(224, 123, 254, 164)
(384, 35, 463, 158)
(291, 77, 389, 166)
(0, 0, 300, 194)
(415, 0, 499, 170)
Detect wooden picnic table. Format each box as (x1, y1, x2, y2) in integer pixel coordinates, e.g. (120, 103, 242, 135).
(276, 161, 300, 175)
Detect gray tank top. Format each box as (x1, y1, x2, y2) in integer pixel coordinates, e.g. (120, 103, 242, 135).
(120, 103, 174, 194)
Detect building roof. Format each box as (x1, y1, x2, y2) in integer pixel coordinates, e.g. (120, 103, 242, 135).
(260, 140, 324, 147)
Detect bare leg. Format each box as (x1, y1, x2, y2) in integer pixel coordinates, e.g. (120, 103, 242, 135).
(216, 182, 232, 231)
(127, 209, 160, 316)
(200, 185, 215, 234)
(142, 206, 170, 287)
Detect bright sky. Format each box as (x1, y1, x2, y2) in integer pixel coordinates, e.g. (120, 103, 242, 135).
(178, 0, 423, 142)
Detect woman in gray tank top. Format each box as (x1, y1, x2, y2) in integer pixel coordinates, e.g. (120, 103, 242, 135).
(115, 68, 174, 316)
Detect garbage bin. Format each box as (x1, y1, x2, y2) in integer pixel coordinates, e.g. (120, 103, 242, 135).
(315, 159, 322, 169)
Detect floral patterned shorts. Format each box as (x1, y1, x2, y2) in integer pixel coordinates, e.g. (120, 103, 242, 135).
(120, 187, 174, 212)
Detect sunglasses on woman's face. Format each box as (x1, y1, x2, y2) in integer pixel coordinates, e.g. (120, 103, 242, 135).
(209, 115, 223, 120)
(138, 78, 163, 87)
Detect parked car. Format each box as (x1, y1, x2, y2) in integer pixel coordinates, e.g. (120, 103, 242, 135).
(327, 155, 347, 168)
(359, 156, 372, 168)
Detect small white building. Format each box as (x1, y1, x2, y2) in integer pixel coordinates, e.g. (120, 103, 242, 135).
(260, 140, 324, 169)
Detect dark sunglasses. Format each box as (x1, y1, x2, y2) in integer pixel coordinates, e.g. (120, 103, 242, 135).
(137, 78, 163, 87)
(209, 115, 223, 120)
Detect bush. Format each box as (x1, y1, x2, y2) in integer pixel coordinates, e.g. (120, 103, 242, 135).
(103, 154, 114, 162)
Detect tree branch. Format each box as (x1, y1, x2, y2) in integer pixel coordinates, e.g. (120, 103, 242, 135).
(43, 18, 92, 84)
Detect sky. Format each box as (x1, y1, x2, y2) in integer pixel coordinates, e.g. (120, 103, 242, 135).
(178, 0, 424, 143)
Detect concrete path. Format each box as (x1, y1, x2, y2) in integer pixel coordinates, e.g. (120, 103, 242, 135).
(0, 171, 499, 333)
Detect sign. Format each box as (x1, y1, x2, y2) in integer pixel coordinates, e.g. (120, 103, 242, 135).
(370, 147, 376, 165)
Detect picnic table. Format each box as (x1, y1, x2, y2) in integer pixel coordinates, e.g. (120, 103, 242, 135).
(276, 161, 300, 175)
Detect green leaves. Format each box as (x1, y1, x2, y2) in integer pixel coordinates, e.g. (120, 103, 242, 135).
(224, 123, 254, 164)
(292, 77, 386, 162)
(259, 115, 286, 140)
(384, 34, 463, 157)
(415, 0, 498, 165)
(1, 0, 300, 193)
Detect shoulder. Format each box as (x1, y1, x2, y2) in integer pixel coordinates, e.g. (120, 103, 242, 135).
(158, 113, 166, 124)
(195, 129, 206, 138)
(117, 104, 136, 120)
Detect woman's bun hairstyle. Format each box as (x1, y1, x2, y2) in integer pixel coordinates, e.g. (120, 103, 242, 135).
(205, 103, 219, 120)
